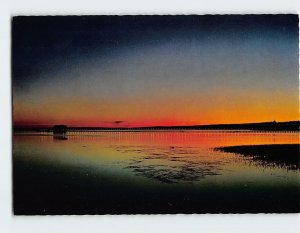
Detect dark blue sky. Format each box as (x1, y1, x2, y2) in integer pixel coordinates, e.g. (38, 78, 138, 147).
(13, 15, 298, 89)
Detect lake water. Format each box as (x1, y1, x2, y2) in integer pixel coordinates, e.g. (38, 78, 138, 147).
(13, 131, 300, 214)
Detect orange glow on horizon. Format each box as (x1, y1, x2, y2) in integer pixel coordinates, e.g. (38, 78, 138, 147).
(13, 88, 299, 127)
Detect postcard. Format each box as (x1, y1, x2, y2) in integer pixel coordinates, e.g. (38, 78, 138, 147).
(12, 15, 300, 215)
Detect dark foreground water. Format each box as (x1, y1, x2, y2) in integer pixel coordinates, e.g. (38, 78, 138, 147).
(13, 131, 300, 214)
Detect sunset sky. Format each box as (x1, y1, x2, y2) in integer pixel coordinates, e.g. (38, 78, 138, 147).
(12, 15, 299, 127)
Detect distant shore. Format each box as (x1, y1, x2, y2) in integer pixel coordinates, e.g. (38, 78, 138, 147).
(13, 120, 300, 132)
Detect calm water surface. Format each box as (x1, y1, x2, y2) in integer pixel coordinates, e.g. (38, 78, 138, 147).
(13, 131, 300, 214)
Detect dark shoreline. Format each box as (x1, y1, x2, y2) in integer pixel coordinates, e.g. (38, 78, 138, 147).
(215, 144, 300, 170)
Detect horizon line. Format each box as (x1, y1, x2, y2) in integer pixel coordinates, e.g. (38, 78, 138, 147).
(13, 120, 300, 129)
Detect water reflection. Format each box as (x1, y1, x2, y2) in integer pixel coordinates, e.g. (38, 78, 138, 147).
(13, 131, 300, 214)
(53, 134, 68, 140)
